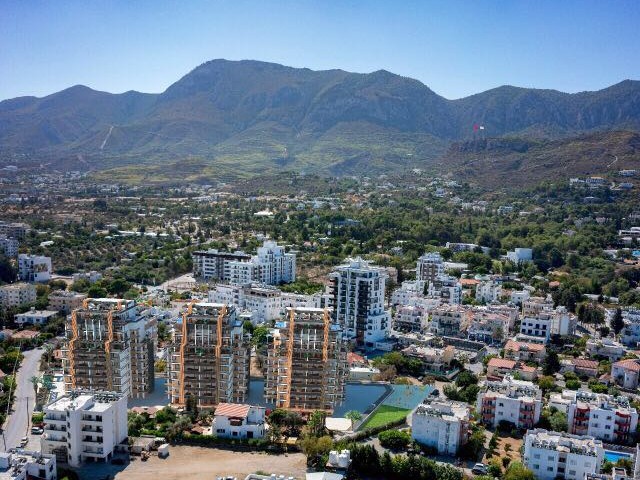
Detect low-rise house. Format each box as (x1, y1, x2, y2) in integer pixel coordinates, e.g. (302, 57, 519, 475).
(48, 290, 87, 314)
(18, 253, 52, 283)
(402, 345, 455, 374)
(212, 403, 266, 439)
(486, 357, 537, 381)
(586, 339, 626, 361)
(411, 400, 470, 455)
(12, 329, 40, 341)
(504, 340, 546, 362)
(611, 359, 640, 390)
(571, 358, 600, 378)
(477, 376, 542, 429)
(523, 429, 604, 480)
(14, 309, 57, 326)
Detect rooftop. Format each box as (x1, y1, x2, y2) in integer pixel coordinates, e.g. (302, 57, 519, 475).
(526, 429, 603, 456)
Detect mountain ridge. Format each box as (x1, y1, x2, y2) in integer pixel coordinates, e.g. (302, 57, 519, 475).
(1, 59, 639, 178)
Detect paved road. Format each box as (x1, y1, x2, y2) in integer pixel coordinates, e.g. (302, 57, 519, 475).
(2, 347, 44, 451)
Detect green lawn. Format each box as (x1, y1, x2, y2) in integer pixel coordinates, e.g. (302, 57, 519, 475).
(358, 405, 411, 430)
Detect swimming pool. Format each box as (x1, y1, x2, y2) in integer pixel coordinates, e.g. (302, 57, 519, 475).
(604, 450, 633, 463)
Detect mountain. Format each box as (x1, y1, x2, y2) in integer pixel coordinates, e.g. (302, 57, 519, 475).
(1, 59, 639, 180)
(440, 130, 640, 188)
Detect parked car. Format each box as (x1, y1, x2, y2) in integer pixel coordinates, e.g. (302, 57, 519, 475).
(30, 427, 43, 435)
(472, 463, 488, 475)
(20, 437, 28, 447)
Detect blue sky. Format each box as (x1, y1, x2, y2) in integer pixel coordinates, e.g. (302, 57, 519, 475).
(2, 0, 639, 100)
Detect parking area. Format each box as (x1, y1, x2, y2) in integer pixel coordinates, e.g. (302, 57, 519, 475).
(73, 446, 307, 480)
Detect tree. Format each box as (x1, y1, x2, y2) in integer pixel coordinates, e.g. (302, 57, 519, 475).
(378, 429, 411, 450)
(0, 255, 16, 283)
(345, 410, 362, 430)
(503, 462, 536, 480)
(542, 351, 561, 375)
(537, 376, 556, 392)
(612, 308, 625, 335)
(307, 410, 327, 437)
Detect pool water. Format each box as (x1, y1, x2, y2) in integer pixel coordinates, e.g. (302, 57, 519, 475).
(604, 450, 632, 463)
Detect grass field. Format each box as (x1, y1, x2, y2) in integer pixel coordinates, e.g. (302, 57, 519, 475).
(358, 405, 411, 430)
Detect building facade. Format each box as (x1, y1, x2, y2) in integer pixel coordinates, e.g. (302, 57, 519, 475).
(0, 282, 36, 308)
(411, 400, 471, 455)
(265, 307, 348, 413)
(18, 254, 52, 283)
(48, 290, 87, 314)
(477, 376, 542, 429)
(63, 299, 157, 399)
(523, 429, 604, 480)
(328, 257, 390, 346)
(212, 403, 266, 439)
(168, 303, 250, 407)
(416, 252, 444, 284)
(41, 390, 128, 468)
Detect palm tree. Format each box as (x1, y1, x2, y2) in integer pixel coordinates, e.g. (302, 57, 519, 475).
(345, 410, 362, 430)
(29, 375, 40, 397)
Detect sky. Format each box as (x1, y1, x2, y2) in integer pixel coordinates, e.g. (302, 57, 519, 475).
(2, 0, 639, 101)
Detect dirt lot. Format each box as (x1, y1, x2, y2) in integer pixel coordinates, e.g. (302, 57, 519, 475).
(112, 446, 307, 480)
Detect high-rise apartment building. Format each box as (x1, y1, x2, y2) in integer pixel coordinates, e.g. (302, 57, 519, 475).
(328, 257, 390, 346)
(63, 299, 157, 399)
(265, 307, 348, 413)
(168, 303, 250, 407)
(193, 240, 296, 286)
(416, 252, 444, 284)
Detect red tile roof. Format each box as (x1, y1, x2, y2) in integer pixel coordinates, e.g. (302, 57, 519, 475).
(347, 352, 366, 365)
(214, 403, 251, 418)
(613, 359, 640, 372)
(504, 340, 545, 352)
(572, 358, 599, 370)
(487, 358, 517, 369)
(12, 330, 39, 340)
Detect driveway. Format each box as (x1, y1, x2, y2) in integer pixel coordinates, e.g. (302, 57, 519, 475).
(2, 347, 44, 451)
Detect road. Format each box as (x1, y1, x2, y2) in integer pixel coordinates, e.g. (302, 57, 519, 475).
(2, 347, 44, 451)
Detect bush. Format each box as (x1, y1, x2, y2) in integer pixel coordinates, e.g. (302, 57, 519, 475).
(378, 429, 411, 450)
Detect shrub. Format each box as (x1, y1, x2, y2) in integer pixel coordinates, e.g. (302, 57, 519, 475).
(378, 429, 411, 450)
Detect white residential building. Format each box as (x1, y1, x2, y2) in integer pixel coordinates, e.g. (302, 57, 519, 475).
(619, 308, 640, 347)
(41, 391, 128, 468)
(212, 403, 266, 439)
(0, 451, 57, 480)
(427, 274, 462, 305)
(549, 390, 639, 443)
(611, 359, 640, 390)
(416, 252, 445, 284)
(428, 305, 467, 336)
(390, 280, 427, 306)
(0, 282, 36, 309)
(519, 308, 575, 342)
(411, 400, 470, 455)
(586, 338, 626, 361)
(511, 290, 531, 306)
(523, 429, 604, 480)
(0, 235, 18, 258)
(18, 254, 52, 283)
(477, 376, 542, 430)
(208, 284, 283, 324)
(393, 305, 428, 332)
(14, 309, 58, 326)
(193, 240, 295, 286)
(506, 248, 533, 264)
(475, 280, 502, 304)
(328, 257, 390, 346)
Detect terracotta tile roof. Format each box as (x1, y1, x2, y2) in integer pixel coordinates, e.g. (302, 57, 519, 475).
(214, 402, 251, 418)
(504, 340, 545, 352)
(613, 359, 640, 372)
(347, 352, 366, 365)
(12, 330, 39, 339)
(460, 278, 480, 286)
(572, 358, 599, 369)
(519, 365, 537, 373)
(487, 358, 517, 369)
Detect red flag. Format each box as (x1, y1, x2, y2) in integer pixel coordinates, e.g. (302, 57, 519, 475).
(473, 124, 479, 132)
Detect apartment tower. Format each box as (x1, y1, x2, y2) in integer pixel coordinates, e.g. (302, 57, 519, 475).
(169, 303, 250, 407)
(63, 299, 156, 399)
(265, 307, 348, 413)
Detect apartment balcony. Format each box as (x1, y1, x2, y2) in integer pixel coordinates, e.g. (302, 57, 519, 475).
(42, 435, 66, 445)
(44, 416, 66, 425)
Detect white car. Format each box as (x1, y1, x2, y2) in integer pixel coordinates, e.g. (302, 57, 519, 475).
(472, 463, 488, 475)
